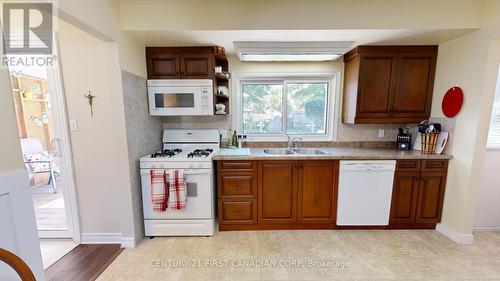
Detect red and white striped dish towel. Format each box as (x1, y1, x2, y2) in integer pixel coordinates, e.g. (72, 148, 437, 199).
(150, 170, 168, 212)
(167, 170, 187, 210)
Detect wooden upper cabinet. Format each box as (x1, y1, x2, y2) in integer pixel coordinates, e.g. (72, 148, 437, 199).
(146, 47, 224, 79)
(180, 54, 213, 79)
(297, 161, 337, 224)
(146, 53, 180, 79)
(343, 46, 438, 124)
(393, 52, 436, 118)
(357, 53, 397, 118)
(258, 161, 298, 224)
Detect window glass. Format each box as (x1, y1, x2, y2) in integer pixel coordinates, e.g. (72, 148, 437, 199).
(286, 83, 328, 134)
(241, 79, 331, 137)
(242, 84, 283, 134)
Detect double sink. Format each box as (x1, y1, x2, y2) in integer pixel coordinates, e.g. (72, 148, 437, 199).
(263, 148, 328, 155)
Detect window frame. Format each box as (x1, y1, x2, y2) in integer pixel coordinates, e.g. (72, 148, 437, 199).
(233, 72, 340, 141)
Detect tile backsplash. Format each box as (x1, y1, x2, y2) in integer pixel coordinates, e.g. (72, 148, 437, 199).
(122, 70, 163, 242)
(161, 115, 455, 153)
(162, 116, 403, 142)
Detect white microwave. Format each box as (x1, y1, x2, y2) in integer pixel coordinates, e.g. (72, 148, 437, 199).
(147, 79, 214, 116)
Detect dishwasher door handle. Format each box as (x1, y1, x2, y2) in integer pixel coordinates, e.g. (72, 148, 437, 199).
(343, 166, 392, 172)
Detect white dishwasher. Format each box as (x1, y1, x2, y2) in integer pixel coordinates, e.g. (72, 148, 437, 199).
(337, 160, 396, 226)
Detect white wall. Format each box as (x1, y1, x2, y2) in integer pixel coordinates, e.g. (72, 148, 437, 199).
(54, 0, 147, 244)
(120, 0, 483, 31)
(431, 33, 500, 238)
(57, 20, 132, 239)
(58, 0, 147, 78)
(475, 150, 500, 229)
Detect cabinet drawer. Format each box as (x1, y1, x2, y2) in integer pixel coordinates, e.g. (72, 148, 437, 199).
(218, 161, 256, 172)
(396, 160, 421, 172)
(220, 201, 256, 223)
(421, 160, 448, 172)
(221, 175, 255, 197)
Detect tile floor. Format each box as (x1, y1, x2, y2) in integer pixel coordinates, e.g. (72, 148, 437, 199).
(97, 230, 500, 281)
(39, 239, 78, 269)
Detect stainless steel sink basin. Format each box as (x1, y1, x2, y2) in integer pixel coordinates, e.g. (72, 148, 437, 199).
(292, 148, 328, 155)
(263, 149, 295, 155)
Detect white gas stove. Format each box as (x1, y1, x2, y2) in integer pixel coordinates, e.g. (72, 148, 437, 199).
(140, 129, 219, 236)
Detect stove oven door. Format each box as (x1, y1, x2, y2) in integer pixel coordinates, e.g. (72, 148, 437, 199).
(141, 169, 213, 219)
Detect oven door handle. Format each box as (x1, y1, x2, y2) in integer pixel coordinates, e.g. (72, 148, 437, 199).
(184, 170, 211, 175)
(140, 170, 210, 176)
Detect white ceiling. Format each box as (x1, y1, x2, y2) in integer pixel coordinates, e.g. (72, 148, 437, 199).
(127, 29, 476, 53)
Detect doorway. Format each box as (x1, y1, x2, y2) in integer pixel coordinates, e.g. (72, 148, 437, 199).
(7, 50, 80, 268)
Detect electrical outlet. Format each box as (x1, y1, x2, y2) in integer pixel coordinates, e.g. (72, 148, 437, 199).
(220, 129, 228, 140)
(378, 129, 385, 138)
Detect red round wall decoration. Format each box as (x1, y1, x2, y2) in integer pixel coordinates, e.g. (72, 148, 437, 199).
(442, 87, 464, 118)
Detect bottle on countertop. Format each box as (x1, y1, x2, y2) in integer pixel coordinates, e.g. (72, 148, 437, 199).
(242, 135, 247, 148)
(231, 130, 238, 147)
(237, 135, 242, 148)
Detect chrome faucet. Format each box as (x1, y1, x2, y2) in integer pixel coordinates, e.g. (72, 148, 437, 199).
(286, 134, 303, 150)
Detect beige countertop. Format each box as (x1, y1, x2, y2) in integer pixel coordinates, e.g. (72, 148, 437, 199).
(213, 147, 453, 160)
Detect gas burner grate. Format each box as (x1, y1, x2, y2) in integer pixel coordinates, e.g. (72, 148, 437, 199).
(187, 148, 214, 158)
(151, 148, 182, 158)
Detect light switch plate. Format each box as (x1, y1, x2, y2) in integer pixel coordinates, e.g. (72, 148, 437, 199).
(69, 119, 78, 131)
(378, 129, 385, 138)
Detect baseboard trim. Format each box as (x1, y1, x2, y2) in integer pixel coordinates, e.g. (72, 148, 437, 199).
(81, 233, 137, 248)
(121, 237, 136, 248)
(81, 233, 122, 244)
(473, 226, 500, 231)
(436, 223, 474, 244)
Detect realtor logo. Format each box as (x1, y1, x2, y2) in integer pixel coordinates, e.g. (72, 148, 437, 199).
(2, 2, 53, 54)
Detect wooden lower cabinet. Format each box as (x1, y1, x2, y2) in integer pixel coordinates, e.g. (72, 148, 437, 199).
(218, 160, 337, 230)
(298, 161, 337, 224)
(390, 172, 420, 226)
(258, 161, 298, 224)
(218, 159, 447, 231)
(389, 160, 448, 228)
(415, 172, 446, 224)
(217, 161, 258, 228)
(220, 200, 257, 224)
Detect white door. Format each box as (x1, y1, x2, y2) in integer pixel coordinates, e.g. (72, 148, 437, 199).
(7, 40, 80, 241)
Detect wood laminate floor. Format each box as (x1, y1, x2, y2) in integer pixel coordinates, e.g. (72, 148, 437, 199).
(45, 244, 123, 281)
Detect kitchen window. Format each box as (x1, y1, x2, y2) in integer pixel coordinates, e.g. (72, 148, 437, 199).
(487, 69, 500, 148)
(235, 74, 337, 141)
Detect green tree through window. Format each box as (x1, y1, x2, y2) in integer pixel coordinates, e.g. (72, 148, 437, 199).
(242, 81, 329, 136)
